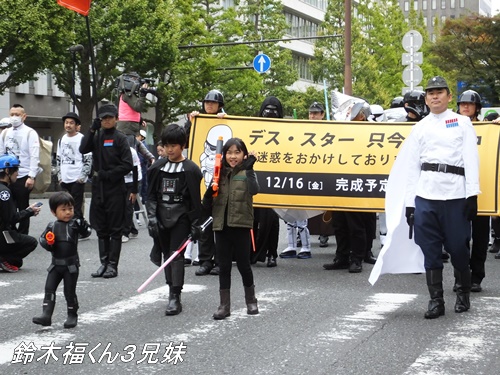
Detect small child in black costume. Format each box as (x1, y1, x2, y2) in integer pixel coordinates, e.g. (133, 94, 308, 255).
(33, 191, 91, 328)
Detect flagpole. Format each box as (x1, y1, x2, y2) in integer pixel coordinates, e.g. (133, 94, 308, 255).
(85, 15, 100, 117)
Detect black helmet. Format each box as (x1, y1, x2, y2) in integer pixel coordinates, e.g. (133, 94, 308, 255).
(457, 90, 482, 116)
(404, 90, 428, 120)
(390, 96, 404, 108)
(203, 90, 224, 107)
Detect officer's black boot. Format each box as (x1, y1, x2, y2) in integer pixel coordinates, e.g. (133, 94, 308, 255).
(454, 268, 471, 313)
(165, 293, 182, 315)
(103, 238, 121, 278)
(424, 269, 445, 319)
(244, 285, 259, 315)
(213, 289, 231, 320)
(91, 238, 109, 277)
(33, 292, 56, 326)
(64, 299, 79, 329)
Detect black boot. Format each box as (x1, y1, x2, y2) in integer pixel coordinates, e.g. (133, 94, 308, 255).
(489, 238, 500, 253)
(424, 269, 445, 319)
(103, 238, 121, 278)
(33, 293, 56, 326)
(165, 293, 182, 315)
(244, 285, 259, 315)
(91, 238, 109, 277)
(454, 268, 471, 313)
(213, 289, 231, 320)
(64, 301, 79, 329)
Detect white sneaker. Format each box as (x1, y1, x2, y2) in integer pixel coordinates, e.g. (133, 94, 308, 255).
(136, 219, 142, 226)
(122, 235, 129, 243)
(129, 233, 138, 239)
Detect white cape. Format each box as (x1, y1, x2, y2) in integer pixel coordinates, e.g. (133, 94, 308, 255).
(368, 139, 425, 285)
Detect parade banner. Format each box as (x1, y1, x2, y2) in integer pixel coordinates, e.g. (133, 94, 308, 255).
(189, 115, 500, 214)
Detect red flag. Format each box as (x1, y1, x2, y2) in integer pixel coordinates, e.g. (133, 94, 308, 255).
(57, 0, 91, 16)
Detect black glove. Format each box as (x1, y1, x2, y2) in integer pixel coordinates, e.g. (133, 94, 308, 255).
(204, 185, 215, 199)
(190, 221, 202, 241)
(148, 218, 160, 238)
(91, 118, 102, 131)
(405, 207, 415, 227)
(241, 155, 257, 170)
(464, 196, 478, 221)
(98, 170, 109, 181)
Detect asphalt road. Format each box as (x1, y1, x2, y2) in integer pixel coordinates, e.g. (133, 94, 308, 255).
(1, 198, 500, 374)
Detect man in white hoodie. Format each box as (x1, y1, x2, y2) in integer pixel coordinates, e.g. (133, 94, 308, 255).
(0, 104, 40, 234)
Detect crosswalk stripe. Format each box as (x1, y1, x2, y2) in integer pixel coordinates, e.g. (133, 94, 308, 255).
(404, 296, 500, 374)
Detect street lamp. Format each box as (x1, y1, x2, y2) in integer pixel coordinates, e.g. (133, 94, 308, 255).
(67, 44, 84, 112)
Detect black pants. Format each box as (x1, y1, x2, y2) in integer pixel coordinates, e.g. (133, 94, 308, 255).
(470, 215, 490, 284)
(60, 181, 85, 220)
(45, 265, 79, 305)
(157, 214, 190, 291)
(216, 226, 254, 290)
(0, 230, 37, 268)
(197, 223, 217, 267)
(252, 208, 279, 262)
(10, 176, 31, 234)
(122, 182, 138, 237)
(332, 211, 368, 261)
(90, 180, 127, 241)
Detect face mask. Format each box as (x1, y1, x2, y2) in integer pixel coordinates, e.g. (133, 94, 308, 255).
(10, 116, 23, 128)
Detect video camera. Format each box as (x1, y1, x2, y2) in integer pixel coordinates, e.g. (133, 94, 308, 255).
(115, 73, 157, 97)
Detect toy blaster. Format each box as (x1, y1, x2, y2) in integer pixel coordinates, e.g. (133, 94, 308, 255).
(45, 231, 55, 246)
(212, 136, 224, 197)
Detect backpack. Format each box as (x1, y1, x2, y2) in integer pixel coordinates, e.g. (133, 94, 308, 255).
(2, 129, 53, 194)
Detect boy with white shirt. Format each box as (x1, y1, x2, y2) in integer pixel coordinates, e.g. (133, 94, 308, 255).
(57, 112, 92, 239)
(122, 145, 141, 242)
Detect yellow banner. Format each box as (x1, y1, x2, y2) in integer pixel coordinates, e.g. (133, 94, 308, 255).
(189, 115, 500, 214)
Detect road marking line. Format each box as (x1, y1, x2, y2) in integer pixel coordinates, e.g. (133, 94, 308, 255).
(318, 293, 418, 342)
(404, 296, 500, 375)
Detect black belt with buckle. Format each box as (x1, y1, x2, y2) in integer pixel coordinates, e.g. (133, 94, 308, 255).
(421, 163, 465, 176)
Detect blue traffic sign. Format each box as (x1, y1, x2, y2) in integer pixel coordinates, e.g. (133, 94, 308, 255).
(253, 54, 271, 73)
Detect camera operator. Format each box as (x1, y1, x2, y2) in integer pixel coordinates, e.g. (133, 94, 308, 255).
(116, 72, 154, 139)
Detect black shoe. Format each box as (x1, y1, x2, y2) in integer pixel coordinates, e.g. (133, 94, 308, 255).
(348, 260, 362, 273)
(165, 294, 182, 316)
(319, 235, 329, 248)
(192, 260, 200, 266)
(489, 239, 500, 253)
(195, 265, 212, 276)
(210, 266, 220, 275)
(184, 259, 192, 266)
(364, 255, 377, 264)
(102, 266, 118, 278)
(267, 257, 277, 268)
(442, 251, 450, 262)
(471, 283, 482, 292)
(323, 259, 349, 270)
(91, 265, 107, 278)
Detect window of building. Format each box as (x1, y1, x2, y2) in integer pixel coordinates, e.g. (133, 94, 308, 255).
(460, 0, 464, 7)
(404, 1, 409, 11)
(414, 0, 419, 10)
(300, 0, 327, 11)
(441, 0, 446, 9)
(450, 0, 455, 8)
(423, 16, 427, 26)
(423, 0, 427, 10)
(292, 54, 314, 81)
(285, 12, 320, 42)
(223, 0, 234, 8)
(432, 0, 436, 9)
(441, 15, 446, 23)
